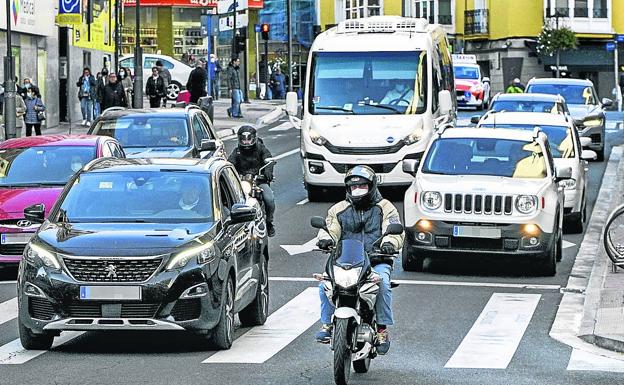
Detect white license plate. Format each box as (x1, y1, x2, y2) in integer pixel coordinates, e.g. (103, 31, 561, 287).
(79, 286, 142, 301)
(376, 175, 384, 185)
(453, 225, 501, 239)
(1, 233, 34, 245)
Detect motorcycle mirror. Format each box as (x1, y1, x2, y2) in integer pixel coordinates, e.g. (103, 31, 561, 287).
(385, 223, 404, 235)
(310, 216, 327, 230)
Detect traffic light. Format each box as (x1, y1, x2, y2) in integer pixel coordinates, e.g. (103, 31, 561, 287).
(235, 35, 246, 54)
(261, 24, 270, 41)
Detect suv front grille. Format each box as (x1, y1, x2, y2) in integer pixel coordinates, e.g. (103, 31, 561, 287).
(29, 298, 55, 320)
(0, 244, 26, 255)
(171, 298, 201, 321)
(67, 303, 160, 318)
(444, 194, 513, 215)
(63, 257, 162, 282)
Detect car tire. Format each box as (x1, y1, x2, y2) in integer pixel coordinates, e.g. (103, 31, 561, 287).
(18, 316, 53, 350)
(306, 183, 324, 202)
(568, 208, 584, 235)
(167, 81, 182, 100)
(401, 240, 424, 272)
(211, 278, 235, 350)
(555, 229, 563, 262)
(596, 146, 605, 162)
(239, 256, 269, 327)
(537, 235, 557, 276)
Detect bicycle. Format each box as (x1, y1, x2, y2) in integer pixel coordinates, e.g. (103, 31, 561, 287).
(603, 203, 624, 272)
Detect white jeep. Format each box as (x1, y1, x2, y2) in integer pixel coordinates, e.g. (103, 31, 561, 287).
(402, 127, 566, 276)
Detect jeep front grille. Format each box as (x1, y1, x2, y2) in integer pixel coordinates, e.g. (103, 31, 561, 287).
(444, 194, 513, 215)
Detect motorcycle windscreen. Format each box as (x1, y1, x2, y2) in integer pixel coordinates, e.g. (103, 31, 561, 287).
(335, 239, 366, 268)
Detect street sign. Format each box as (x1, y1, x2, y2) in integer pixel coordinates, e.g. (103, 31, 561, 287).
(255, 24, 261, 33)
(617, 35, 624, 44)
(606, 42, 616, 52)
(200, 14, 220, 36)
(218, 0, 248, 13)
(219, 13, 249, 31)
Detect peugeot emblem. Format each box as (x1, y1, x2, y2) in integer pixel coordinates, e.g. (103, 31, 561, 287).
(105, 264, 118, 278)
(16, 220, 32, 228)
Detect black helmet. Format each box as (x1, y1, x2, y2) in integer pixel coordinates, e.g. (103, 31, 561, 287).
(237, 125, 257, 150)
(345, 165, 377, 208)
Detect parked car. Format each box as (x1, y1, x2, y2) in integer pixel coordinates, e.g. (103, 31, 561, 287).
(526, 78, 612, 161)
(453, 54, 491, 110)
(402, 126, 566, 276)
(119, 54, 193, 100)
(87, 106, 225, 159)
(17, 157, 269, 350)
(0, 135, 124, 265)
(476, 112, 597, 233)
(470, 93, 571, 124)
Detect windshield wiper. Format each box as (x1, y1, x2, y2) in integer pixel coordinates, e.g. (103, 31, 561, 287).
(100, 219, 148, 223)
(363, 104, 403, 114)
(314, 106, 355, 114)
(1, 182, 66, 187)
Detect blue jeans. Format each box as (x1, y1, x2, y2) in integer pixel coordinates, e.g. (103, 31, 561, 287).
(259, 183, 275, 224)
(320, 262, 393, 326)
(231, 88, 243, 117)
(80, 98, 93, 121)
(93, 101, 101, 119)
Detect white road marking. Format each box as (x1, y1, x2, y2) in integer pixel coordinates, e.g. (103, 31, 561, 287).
(269, 122, 294, 132)
(0, 332, 83, 365)
(0, 298, 17, 326)
(269, 277, 560, 290)
(203, 287, 320, 364)
(281, 238, 318, 256)
(445, 293, 541, 369)
(562, 240, 575, 249)
(273, 148, 299, 160)
(567, 348, 624, 372)
(0, 281, 15, 285)
(296, 198, 309, 206)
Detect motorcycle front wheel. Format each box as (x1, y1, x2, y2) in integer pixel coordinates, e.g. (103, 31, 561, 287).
(333, 318, 353, 385)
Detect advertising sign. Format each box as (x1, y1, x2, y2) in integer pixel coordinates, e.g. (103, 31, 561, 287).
(0, 0, 56, 37)
(124, 0, 217, 6)
(74, 0, 115, 52)
(219, 13, 248, 31)
(218, 0, 248, 13)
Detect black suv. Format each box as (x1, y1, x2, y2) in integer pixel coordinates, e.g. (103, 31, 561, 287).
(17, 157, 269, 350)
(88, 106, 225, 159)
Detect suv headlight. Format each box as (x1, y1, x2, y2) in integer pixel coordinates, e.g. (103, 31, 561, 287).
(25, 243, 61, 269)
(422, 191, 442, 210)
(403, 127, 423, 145)
(309, 128, 327, 146)
(515, 195, 538, 214)
(166, 242, 216, 270)
(559, 178, 577, 190)
(583, 117, 603, 127)
(333, 266, 362, 288)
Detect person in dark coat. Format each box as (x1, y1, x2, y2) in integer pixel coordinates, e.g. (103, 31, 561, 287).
(227, 57, 243, 118)
(146, 67, 166, 108)
(101, 73, 127, 111)
(186, 60, 207, 104)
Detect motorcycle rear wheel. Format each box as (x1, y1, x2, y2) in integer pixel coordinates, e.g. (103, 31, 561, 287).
(333, 318, 353, 385)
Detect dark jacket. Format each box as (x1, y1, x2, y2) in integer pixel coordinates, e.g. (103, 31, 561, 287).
(76, 75, 98, 100)
(227, 65, 241, 90)
(146, 76, 166, 99)
(101, 82, 127, 111)
(186, 67, 207, 98)
(95, 77, 106, 102)
(228, 141, 274, 181)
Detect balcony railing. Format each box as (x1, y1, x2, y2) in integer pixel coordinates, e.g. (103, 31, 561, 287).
(573, 7, 588, 17)
(464, 9, 489, 36)
(438, 14, 452, 25)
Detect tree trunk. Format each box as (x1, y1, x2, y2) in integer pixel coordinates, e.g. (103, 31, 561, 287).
(556, 50, 561, 78)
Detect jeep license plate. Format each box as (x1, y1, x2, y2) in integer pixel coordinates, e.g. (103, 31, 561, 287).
(453, 225, 501, 239)
(80, 286, 141, 301)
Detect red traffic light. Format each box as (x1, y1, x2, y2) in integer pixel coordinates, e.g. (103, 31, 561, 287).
(261, 24, 270, 32)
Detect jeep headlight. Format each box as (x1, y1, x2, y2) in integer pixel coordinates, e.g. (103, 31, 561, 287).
(166, 242, 216, 270)
(25, 243, 61, 270)
(422, 191, 442, 210)
(583, 117, 603, 127)
(309, 128, 327, 146)
(403, 127, 424, 145)
(333, 267, 362, 288)
(559, 178, 577, 190)
(515, 195, 538, 214)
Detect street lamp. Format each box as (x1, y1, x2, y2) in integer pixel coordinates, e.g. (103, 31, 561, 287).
(3, 0, 16, 139)
(133, 0, 143, 108)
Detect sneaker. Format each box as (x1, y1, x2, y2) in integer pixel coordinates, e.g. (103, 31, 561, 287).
(86, 121, 92, 127)
(377, 329, 390, 355)
(82, 120, 87, 126)
(267, 222, 275, 238)
(315, 324, 332, 344)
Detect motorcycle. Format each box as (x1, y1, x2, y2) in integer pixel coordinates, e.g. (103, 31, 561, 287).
(310, 216, 403, 385)
(240, 158, 275, 221)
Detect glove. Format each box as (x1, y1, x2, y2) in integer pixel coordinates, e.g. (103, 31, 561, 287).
(380, 242, 397, 255)
(316, 239, 334, 250)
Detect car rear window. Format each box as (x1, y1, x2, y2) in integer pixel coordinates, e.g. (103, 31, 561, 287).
(91, 117, 190, 148)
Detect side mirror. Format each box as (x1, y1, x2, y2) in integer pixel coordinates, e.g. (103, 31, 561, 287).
(24, 204, 45, 224)
(385, 223, 404, 236)
(573, 118, 583, 128)
(229, 204, 257, 225)
(580, 149, 597, 161)
(310, 216, 327, 230)
(482, 77, 491, 83)
(555, 165, 573, 181)
(402, 159, 420, 176)
(199, 139, 217, 152)
(579, 136, 592, 148)
(285, 92, 298, 116)
(438, 90, 453, 116)
(601, 98, 613, 108)
(470, 115, 482, 125)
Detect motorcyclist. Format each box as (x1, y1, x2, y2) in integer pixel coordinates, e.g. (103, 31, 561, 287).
(228, 125, 276, 237)
(315, 165, 404, 355)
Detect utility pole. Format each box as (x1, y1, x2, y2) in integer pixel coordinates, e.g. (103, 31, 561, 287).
(231, 0, 237, 59)
(615, 41, 622, 112)
(133, 0, 143, 108)
(286, 0, 293, 92)
(114, 0, 121, 73)
(3, 0, 16, 139)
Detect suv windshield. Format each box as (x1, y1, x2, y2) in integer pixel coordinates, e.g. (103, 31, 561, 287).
(526, 84, 597, 105)
(490, 100, 562, 114)
(60, 171, 213, 223)
(480, 124, 574, 158)
(91, 117, 190, 148)
(422, 138, 547, 178)
(0, 146, 96, 187)
(454, 65, 480, 80)
(310, 51, 427, 115)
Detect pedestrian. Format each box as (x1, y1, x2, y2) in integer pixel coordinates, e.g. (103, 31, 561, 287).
(76, 67, 97, 126)
(94, 68, 109, 119)
(156, 60, 172, 107)
(270, 67, 286, 99)
(2, 83, 26, 137)
(209, 54, 222, 100)
(186, 59, 207, 104)
(20, 77, 34, 100)
(146, 66, 166, 108)
(506, 78, 525, 93)
(24, 86, 45, 137)
(227, 57, 243, 118)
(118, 67, 133, 108)
(101, 72, 127, 111)
(258, 56, 272, 100)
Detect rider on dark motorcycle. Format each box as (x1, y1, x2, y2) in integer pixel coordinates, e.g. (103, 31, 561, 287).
(228, 125, 276, 237)
(315, 165, 404, 355)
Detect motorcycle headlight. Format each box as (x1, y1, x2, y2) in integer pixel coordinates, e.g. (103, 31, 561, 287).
(403, 127, 424, 145)
(25, 243, 61, 270)
(166, 242, 216, 270)
(422, 191, 442, 210)
(583, 117, 603, 127)
(515, 195, 538, 214)
(559, 178, 577, 190)
(333, 266, 362, 288)
(241, 180, 253, 196)
(309, 128, 327, 146)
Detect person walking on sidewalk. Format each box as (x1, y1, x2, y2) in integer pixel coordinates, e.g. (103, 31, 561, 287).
(77, 67, 97, 126)
(156, 60, 172, 107)
(24, 86, 45, 137)
(101, 72, 127, 111)
(94, 68, 109, 119)
(186, 60, 207, 104)
(227, 57, 243, 118)
(146, 67, 166, 108)
(118, 67, 133, 108)
(209, 54, 222, 100)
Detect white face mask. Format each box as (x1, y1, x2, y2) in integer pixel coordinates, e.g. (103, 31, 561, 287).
(71, 162, 83, 172)
(26, 92, 33, 98)
(350, 185, 369, 197)
(118, 72, 125, 78)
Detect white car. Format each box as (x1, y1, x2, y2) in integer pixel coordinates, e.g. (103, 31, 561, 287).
(119, 54, 193, 100)
(402, 127, 566, 276)
(476, 112, 597, 233)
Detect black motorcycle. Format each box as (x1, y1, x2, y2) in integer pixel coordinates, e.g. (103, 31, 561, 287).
(240, 159, 275, 224)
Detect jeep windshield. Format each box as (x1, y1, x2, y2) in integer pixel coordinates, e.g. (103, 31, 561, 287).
(91, 117, 190, 148)
(480, 124, 574, 158)
(422, 138, 547, 178)
(526, 84, 598, 105)
(309, 51, 427, 115)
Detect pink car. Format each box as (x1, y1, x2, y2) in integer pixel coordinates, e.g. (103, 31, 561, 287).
(0, 135, 125, 264)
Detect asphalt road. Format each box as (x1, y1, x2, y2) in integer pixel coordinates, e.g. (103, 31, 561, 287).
(0, 110, 623, 385)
